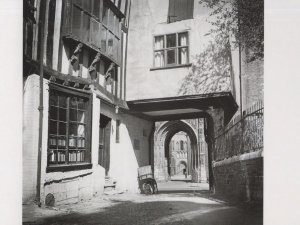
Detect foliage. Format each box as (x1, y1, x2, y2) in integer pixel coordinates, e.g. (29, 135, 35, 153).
(178, 38, 232, 95)
(199, 0, 264, 62)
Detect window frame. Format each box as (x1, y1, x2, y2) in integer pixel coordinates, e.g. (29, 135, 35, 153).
(152, 31, 191, 70)
(65, 0, 122, 65)
(46, 84, 93, 173)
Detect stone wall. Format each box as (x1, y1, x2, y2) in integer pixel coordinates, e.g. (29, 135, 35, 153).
(213, 156, 263, 202)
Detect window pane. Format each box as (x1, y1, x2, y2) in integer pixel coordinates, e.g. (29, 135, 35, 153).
(58, 95, 67, 108)
(166, 49, 176, 64)
(114, 16, 120, 37)
(58, 122, 66, 135)
(57, 151, 66, 163)
(178, 47, 188, 64)
(49, 121, 57, 134)
(113, 36, 118, 60)
(91, 19, 101, 47)
(48, 150, 56, 164)
(77, 98, 86, 109)
(70, 109, 77, 121)
(108, 10, 115, 31)
(49, 136, 57, 147)
(166, 34, 176, 48)
(82, 13, 90, 42)
(93, 0, 100, 17)
(107, 32, 114, 56)
(78, 110, 86, 123)
(70, 97, 77, 108)
(59, 108, 67, 121)
(178, 32, 188, 46)
(49, 93, 58, 106)
(83, 0, 91, 13)
(154, 36, 164, 50)
(77, 138, 85, 148)
(72, 6, 82, 38)
(49, 106, 58, 120)
(102, 3, 108, 25)
(101, 25, 107, 52)
(69, 123, 78, 136)
(78, 124, 85, 137)
(69, 137, 77, 148)
(154, 51, 165, 67)
(58, 136, 66, 147)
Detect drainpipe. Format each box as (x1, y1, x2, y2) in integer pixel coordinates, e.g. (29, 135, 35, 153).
(35, 0, 46, 206)
(237, 0, 250, 201)
(238, 2, 243, 118)
(123, 0, 131, 100)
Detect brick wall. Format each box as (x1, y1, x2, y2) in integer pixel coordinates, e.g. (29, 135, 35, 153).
(242, 58, 264, 110)
(213, 157, 263, 202)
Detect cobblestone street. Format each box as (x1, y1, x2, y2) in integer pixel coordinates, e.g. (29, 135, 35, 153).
(23, 180, 263, 225)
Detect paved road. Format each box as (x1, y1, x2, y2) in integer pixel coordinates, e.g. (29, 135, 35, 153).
(23, 181, 263, 225)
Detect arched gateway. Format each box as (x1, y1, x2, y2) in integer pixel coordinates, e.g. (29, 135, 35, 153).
(127, 92, 238, 191)
(154, 120, 197, 180)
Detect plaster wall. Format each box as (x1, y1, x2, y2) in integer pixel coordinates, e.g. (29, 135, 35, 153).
(127, 0, 218, 100)
(99, 102, 153, 193)
(23, 75, 41, 203)
(23, 74, 153, 205)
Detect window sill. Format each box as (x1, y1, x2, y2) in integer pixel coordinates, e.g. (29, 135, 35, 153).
(150, 63, 192, 71)
(46, 163, 92, 173)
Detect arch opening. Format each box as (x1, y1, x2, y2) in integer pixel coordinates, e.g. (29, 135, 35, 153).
(153, 117, 214, 191)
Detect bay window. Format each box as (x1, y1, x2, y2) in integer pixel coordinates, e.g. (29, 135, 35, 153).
(63, 0, 122, 64)
(153, 32, 189, 68)
(47, 85, 92, 171)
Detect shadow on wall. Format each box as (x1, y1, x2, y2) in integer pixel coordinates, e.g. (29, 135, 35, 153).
(177, 39, 232, 96)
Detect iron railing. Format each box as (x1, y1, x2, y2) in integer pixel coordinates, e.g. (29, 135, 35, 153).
(214, 100, 264, 161)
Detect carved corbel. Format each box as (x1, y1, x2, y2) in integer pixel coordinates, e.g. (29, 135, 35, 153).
(105, 62, 115, 81)
(49, 75, 56, 83)
(83, 84, 91, 90)
(63, 78, 70, 86)
(73, 82, 79, 88)
(70, 43, 83, 64)
(88, 52, 101, 81)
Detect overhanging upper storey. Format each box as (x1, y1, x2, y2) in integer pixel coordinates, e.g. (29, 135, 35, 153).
(127, 92, 238, 124)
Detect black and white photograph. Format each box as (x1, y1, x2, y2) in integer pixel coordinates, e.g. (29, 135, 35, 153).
(1, 0, 300, 224)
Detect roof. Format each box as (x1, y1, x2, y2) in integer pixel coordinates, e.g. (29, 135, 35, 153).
(127, 92, 238, 124)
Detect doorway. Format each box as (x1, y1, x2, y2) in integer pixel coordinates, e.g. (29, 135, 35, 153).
(99, 114, 111, 176)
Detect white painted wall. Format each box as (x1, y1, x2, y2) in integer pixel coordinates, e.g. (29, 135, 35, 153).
(127, 0, 219, 100)
(23, 75, 40, 203)
(99, 101, 153, 193)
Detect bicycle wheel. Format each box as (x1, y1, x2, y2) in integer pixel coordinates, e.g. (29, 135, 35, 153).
(142, 182, 153, 195)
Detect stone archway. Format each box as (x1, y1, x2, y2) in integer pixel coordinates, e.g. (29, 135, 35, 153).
(154, 120, 203, 183)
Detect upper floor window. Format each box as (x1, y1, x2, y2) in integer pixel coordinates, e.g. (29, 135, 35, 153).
(64, 0, 122, 64)
(47, 86, 92, 171)
(153, 32, 189, 68)
(168, 0, 194, 23)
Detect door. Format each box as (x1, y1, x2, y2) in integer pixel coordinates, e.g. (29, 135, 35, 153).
(99, 114, 111, 176)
